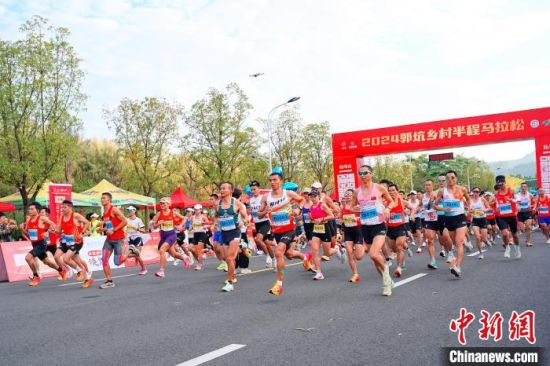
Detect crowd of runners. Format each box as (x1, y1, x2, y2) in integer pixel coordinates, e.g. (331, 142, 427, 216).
(20, 166, 549, 297)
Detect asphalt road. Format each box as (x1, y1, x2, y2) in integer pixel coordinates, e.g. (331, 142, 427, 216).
(1, 233, 548, 366)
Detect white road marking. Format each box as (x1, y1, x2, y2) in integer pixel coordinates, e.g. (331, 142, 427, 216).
(57, 273, 137, 287)
(393, 273, 427, 288)
(467, 249, 487, 257)
(176, 344, 246, 366)
(237, 261, 302, 276)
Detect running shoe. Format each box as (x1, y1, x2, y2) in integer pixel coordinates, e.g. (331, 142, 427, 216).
(265, 256, 273, 268)
(450, 266, 461, 278)
(222, 281, 234, 292)
(188, 255, 195, 266)
(99, 281, 115, 289)
(515, 246, 521, 259)
(386, 259, 393, 268)
(464, 241, 473, 251)
(138, 269, 148, 275)
(321, 255, 331, 261)
(268, 282, 283, 296)
(382, 267, 392, 296)
(81, 278, 94, 288)
(349, 273, 360, 283)
(240, 268, 252, 274)
(439, 250, 446, 258)
(407, 247, 413, 257)
(504, 245, 511, 259)
(394, 267, 402, 278)
(382, 283, 392, 296)
(58, 267, 68, 281)
(194, 264, 203, 271)
(422, 241, 427, 247)
(303, 252, 313, 271)
(341, 247, 348, 264)
(446, 251, 455, 264)
(28, 276, 41, 287)
(76, 271, 85, 282)
(416, 247, 422, 254)
(217, 261, 228, 271)
(313, 272, 325, 280)
(335, 246, 343, 260)
(478, 253, 484, 260)
(526, 242, 532, 247)
(546, 238, 550, 244)
(173, 259, 181, 266)
(183, 256, 192, 269)
(427, 259, 438, 269)
(154, 270, 165, 278)
(129, 244, 140, 256)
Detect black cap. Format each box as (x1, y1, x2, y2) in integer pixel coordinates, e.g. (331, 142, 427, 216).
(309, 189, 320, 197)
(495, 175, 506, 183)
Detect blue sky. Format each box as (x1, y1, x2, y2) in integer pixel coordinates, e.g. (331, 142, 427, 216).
(1, 0, 549, 161)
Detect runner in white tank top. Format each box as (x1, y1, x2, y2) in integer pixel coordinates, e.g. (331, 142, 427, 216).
(469, 188, 490, 258)
(249, 181, 275, 267)
(351, 164, 395, 296)
(516, 182, 535, 247)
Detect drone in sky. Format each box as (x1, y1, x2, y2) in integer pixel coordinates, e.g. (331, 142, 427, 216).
(249, 73, 264, 78)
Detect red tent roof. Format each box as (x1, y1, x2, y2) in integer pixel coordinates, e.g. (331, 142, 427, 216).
(169, 187, 198, 208)
(0, 202, 16, 212)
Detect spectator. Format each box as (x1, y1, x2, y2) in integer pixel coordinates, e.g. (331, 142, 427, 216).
(148, 212, 159, 232)
(88, 213, 102, 236)
(0, 213, 17, 242)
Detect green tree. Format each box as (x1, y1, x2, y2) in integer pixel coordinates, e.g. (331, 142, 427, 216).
(302, 121, 333, 191)
(183, 82, 258, 189)
(104, 97, 183, 197)
(0, 16, 86, 208)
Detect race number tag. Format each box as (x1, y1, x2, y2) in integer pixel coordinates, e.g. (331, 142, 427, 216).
(498, 204, 512, 215)
(486, 209, 494, 216)
(28, 229, 38, 241)
(360, 206, 377, 225)
(540, 206, 549, 214)
(389, 213, 402, 224)
(342, 214, 358, 227)
(473, 209, 485, 217)
(105, 221, 114, 230)
(63, 234, 75, 246)
(160, 221, 174, 231)
(219, 216, 236, 231)
(518, 201, 529, 209)
(272, 211, 290, 226)
(443, 200, 460, 209)
(426, 211, 437, 221)
(313, 224, 326, 234)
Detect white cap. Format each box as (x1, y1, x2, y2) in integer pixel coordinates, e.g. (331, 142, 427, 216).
(409, 190, 417, 195)
(311, 182, 322, 189)
(194, 204, 203, 210)
(91, 213, 99, 218)
(127, 206, 137, 211)
(186, 208, 193, 212)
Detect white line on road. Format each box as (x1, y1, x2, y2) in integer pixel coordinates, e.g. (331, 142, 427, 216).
(176, 344, 246, 366)
(56, 273, 137, 287)
(237, 262, 302, 276)
(467, 249, 487, 257)
(393, 273, 427, 288)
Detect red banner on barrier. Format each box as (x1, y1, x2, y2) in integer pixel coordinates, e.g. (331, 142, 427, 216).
(0, 241, 58, 282)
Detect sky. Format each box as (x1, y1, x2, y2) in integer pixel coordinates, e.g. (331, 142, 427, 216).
(1, 0, 549, 162)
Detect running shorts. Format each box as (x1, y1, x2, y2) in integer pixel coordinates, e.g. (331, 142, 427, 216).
(424, 220, 439, 232)
(343, 226, 363, 245)
(29, 240, 48, 261)
(303, 223, 313, 241)
(193, 232, 208, 245)
(444, 214, 467, 232)
(213, 231, 222, 244)
(129, 237, 144, 247)
(517, 211, 532, 223)
(497, 216, 518, 234)
(312, 223, 331, 242)
(472, 217, 488, 229)
(68, 243, 84, 254)
(437, 215, 446, 235)
(488, 218, 497, 226)
(254, 221, 273, 240)
(159, 230, 177, 248)
(46, 245, 57, 256)
(104, 239, 124, 255)
(360, 223, 387, 245)
(220, 228, 241, 245)
(387, 225, 406, 241)
(176, 232, 186, 245)
(327, 219, 337, 238)
(273, 230, 295, 249)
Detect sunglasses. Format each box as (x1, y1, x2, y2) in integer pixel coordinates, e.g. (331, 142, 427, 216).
(473, 190, 480, 193)
(160, 202, 169, 205)
(358, 171, 372, 176)
(437, 178, 446, 182)
(446, 176, 456, 180)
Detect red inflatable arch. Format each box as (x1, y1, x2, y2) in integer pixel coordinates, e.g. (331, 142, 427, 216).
(331, 107, 550, 200)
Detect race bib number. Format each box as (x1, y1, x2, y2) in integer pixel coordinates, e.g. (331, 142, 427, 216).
(342, 214, 358, 227)
(252, 212, 259, 220)
(105, 221, 114, 230)
(518, 201, 529, 209)
(389, 213, 402, 224)
(160, 221, 174, 231)
(498, 204, 512, 215)
(360, 206, 377, 225)
(313, 224, 326, 234)
(193, 221, 202, 229)
(486, 209, 494, 216)
(473, 209, 485, 217)
(28, 229, 38, 241)
(443, 200, 460, 209)
(63, 234, 75, 246)
(303, 213, 312, 224)
(540, 206, 549, 214)
(272, 211, 290, 226)
(426, 211, 437, 222)
(219, 216, 236, 231)
(127, 225, 137, 231)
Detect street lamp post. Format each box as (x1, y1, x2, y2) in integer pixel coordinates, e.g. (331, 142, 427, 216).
(267, 97, 301, 173)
